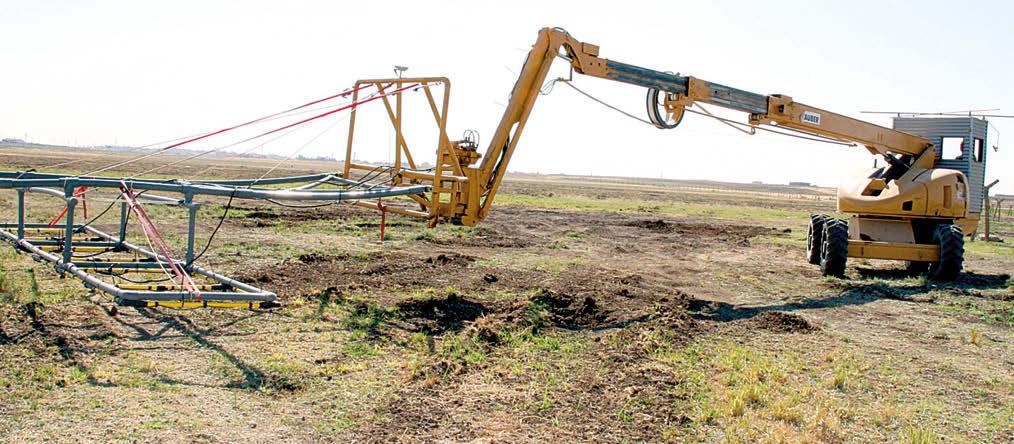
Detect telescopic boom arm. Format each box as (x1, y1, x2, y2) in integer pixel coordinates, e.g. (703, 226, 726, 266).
(476, 27, 934, 219)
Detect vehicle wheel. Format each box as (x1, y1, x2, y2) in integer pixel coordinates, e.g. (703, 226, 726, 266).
(820, 218, 848, 277)
(928, 224, 963, 281)
(806, 214, 829, 265)
(905, 261, 929, 276)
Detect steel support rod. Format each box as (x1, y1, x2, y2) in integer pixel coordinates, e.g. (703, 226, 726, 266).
(16, 189, 24, 240)
(118, 201, 128, 246)
(184, 192, 198, 265)
(62, 194, 77, 266)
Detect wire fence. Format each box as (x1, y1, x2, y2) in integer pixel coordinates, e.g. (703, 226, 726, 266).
(989, 199, 1014, 222)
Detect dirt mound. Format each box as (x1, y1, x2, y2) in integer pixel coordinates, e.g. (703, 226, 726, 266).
(625, 219, 674, 232)
(297, 252, 333, 263)
(396, 292, 487, 334)
(424, 253, 475, 267)
(752, 311, 818, 333)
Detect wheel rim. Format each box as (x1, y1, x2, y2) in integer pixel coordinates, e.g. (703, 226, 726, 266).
(807, 224, 816, 254)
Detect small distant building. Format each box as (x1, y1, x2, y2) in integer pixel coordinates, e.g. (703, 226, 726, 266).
(1, 138, 26, 144)
(789, 181, 812, 187)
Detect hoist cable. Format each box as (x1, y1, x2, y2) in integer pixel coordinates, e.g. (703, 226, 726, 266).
(552, 79, 856, 147)
(129, 83, 416, 178)
(85, 84, 375, 176)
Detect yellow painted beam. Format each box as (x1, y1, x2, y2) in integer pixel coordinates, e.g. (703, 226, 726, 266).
(40, 246, 113, 253)
(847, 240, 940, 262)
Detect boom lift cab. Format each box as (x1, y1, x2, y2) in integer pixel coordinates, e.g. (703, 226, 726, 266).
(814, 116, 988, 279)
(342, 27, 990, 280)
(892, 116, 989, 221)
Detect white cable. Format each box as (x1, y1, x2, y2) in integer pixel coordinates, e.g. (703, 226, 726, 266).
(85, 86, 368, 176)
(554, 78, 856, 147)
(129, 87, 398, 179)
(253, 113, 350, 184)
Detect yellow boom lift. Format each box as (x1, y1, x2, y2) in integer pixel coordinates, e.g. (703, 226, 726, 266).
(343, 27, 991, 280)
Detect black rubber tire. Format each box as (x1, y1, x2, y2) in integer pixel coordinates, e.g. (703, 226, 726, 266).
(820, 218, 849, 277)
(806, 214, 829, 265)
(905, 261, 930, 276)
(928, 224, 963, 281)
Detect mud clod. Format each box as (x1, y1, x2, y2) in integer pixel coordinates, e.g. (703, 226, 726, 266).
(462, 315, 507, 346)
(425, 253, 475, 267)
(752, 311, 818, 333)
(298, 253, 332, 264)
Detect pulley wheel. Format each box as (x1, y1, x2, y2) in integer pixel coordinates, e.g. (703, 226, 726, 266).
(645, 88, 685, 129)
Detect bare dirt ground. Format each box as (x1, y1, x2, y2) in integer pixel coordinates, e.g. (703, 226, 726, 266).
(0, 148, 1011, 443)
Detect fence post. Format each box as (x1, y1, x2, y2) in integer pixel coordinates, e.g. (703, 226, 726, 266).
(983, 179, 999, 241)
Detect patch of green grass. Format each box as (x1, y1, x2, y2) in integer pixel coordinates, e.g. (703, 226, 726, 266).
(757, 231, 807, 248)
(138, 418, 176, 431)
(116, 354, 177, 391)
(545, 240, 567, 249)
(497, 192, 810, 225)
(650, 338, 897, 441)
(899, 425, 940, 444)
(0, 252, 10, 297)
(965, 239, 1014, 258)
(259, 353, 314, 391)
(306, 288, 395, 337)
(936, 291, 1014, 326)
(313, 412, 359, 436)
(436, 332, 487, 369)
(965, 327, 983, 346)
(339, 301, 392, 337)
(410, 230, 438, 242)
(343, 341, 379, 357)
(0, 346, 89, 405)
(562, 230, 583, 239)
(0, 248, 80, 308)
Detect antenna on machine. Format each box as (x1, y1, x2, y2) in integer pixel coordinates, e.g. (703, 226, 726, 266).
(860, 108, 1014, 118)
(394, 65, 409, 79)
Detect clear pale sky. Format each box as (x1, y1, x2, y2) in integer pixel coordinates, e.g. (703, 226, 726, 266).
(2, 0, 1012, 193)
